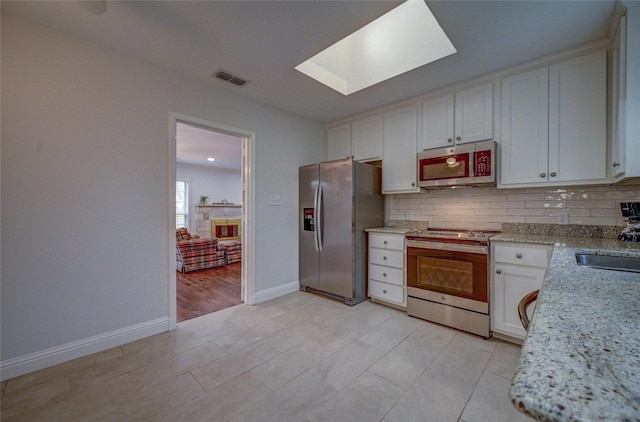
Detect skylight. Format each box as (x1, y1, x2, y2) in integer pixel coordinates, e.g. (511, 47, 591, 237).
(295, 0, 456, 96)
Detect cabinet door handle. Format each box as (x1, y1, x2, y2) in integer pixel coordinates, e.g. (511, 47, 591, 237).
(516, 253, 523, 259)
(540, 173, 546, 178)
(613, 162, 620, 167)
(411, 182, 416, 187)
(447, 138, 453, 143)
(496, 269, 502, 274)
(456, 136, 461, 141)
(382, 289, 388, 294)
(550, 172, 557, 177)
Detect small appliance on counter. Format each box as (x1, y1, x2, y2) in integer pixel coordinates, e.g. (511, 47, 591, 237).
(618, 202, 640, 242)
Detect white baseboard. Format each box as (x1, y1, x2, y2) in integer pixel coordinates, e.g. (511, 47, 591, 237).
(1, 317, 170, 381)
(251, 281, 300, 304)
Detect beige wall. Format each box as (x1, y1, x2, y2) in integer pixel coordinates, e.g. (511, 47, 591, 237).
(389, 184, 640, 230)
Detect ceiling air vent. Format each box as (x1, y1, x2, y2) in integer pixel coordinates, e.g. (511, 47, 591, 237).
(213, 69, 249, 87)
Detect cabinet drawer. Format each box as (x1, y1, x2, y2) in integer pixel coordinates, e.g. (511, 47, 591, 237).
(493, 244, 551, 268)
(369, 233, 404, 251)
(369, 264, 404, 287)
(369, 280, 404, 305)
(369, 248, 404, 268)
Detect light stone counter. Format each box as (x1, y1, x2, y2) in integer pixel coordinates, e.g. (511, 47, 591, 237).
(364, 226, 414, 235)
(493, 234, 640, 421)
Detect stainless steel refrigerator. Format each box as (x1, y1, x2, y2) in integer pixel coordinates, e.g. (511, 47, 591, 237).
(299, 158, 384, 305)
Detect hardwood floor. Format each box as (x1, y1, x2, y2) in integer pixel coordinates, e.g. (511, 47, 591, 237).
(176, 262, 242, 322)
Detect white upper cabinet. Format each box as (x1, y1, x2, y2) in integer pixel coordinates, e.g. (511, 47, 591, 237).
(382, 104, 420, 193)
(455, 83, 494, 144)
(611, 3, 640, 183)
(500, 50, 607, 187)
(420, 94, 454, 150)
(327, 123, 351, 161)
(326, 114, 382, 162)
(420, 82, 493, 151)
(611, 14, 627, 179)
(500, 67, 549, 185)
(548, 51, 607, 183)
(351, 114, 383, 162)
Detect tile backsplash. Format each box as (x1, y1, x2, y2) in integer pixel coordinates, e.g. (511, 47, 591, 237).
(388, 184, 640, 230)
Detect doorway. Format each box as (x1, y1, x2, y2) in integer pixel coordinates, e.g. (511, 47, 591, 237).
(169, 113, 255, 328)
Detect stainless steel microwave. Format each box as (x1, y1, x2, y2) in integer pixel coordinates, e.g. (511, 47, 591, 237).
(417, 140, 496, 188)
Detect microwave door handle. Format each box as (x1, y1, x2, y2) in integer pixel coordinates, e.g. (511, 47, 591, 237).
(471, 151, 476, 178)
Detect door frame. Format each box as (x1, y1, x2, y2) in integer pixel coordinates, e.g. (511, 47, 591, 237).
(168, 112, 256, 329)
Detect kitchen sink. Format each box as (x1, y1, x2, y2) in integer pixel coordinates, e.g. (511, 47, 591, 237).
(575, 253, 640, 273)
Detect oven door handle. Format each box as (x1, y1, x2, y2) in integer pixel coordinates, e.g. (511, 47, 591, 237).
(406, 240, 487, 255)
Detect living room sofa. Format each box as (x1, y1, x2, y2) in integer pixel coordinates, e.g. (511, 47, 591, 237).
(176, 228, 226, 272)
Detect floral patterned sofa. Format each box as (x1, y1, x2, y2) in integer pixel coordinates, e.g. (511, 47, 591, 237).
(176, 228, 226, 272)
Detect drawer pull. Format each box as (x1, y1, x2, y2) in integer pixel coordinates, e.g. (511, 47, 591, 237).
(383, 273, 387, 277)
(496, 269, 502, 274)
(383, 240, 388, 245)
(383, 289, 387, 294)
(383, 256, 387, 260)
(516, 253, 523, 259)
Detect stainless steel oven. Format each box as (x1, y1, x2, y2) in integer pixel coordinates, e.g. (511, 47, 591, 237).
(405, 229, 498, 338)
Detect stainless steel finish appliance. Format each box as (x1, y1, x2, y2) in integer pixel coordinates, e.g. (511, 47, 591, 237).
(405, 228, 499, 338)
(618, 202, 640, 242)
(299, 158, 384, 305)
(418, 140, 496, 188)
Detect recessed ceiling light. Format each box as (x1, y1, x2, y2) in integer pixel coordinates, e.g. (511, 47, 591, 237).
(295, 0, 456, 95)
(207, 157, 215, 162)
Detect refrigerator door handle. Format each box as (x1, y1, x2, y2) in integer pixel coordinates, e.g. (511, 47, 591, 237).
(313, 183, 320, 251)
(316, 183, 323, 251)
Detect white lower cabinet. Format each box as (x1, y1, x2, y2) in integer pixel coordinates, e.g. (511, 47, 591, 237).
(491, 242, 552, 342)
(368, 233, 406, 308)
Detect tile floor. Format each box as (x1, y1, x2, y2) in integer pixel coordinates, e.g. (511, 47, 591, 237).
(1, 292, 533, 421)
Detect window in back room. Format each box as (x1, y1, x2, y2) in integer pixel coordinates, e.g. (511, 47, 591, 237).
(176, 180, 188, 229)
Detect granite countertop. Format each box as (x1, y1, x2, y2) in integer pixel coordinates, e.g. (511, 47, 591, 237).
(496, 234, 640, 421)
(364, 226, 414, 234)
(365, 220, 430, 235)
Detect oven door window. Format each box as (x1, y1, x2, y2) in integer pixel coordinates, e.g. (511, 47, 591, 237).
(417, 256, 473, 295)
(407, 248, 488, 302)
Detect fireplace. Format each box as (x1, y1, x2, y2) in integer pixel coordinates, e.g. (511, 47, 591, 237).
(195, 204, 241, 238)
(212, 219, 241, 241)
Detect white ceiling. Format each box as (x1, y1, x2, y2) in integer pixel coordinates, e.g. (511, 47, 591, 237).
(2, 0, 622, 169)
(176, 122, 243, 170)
